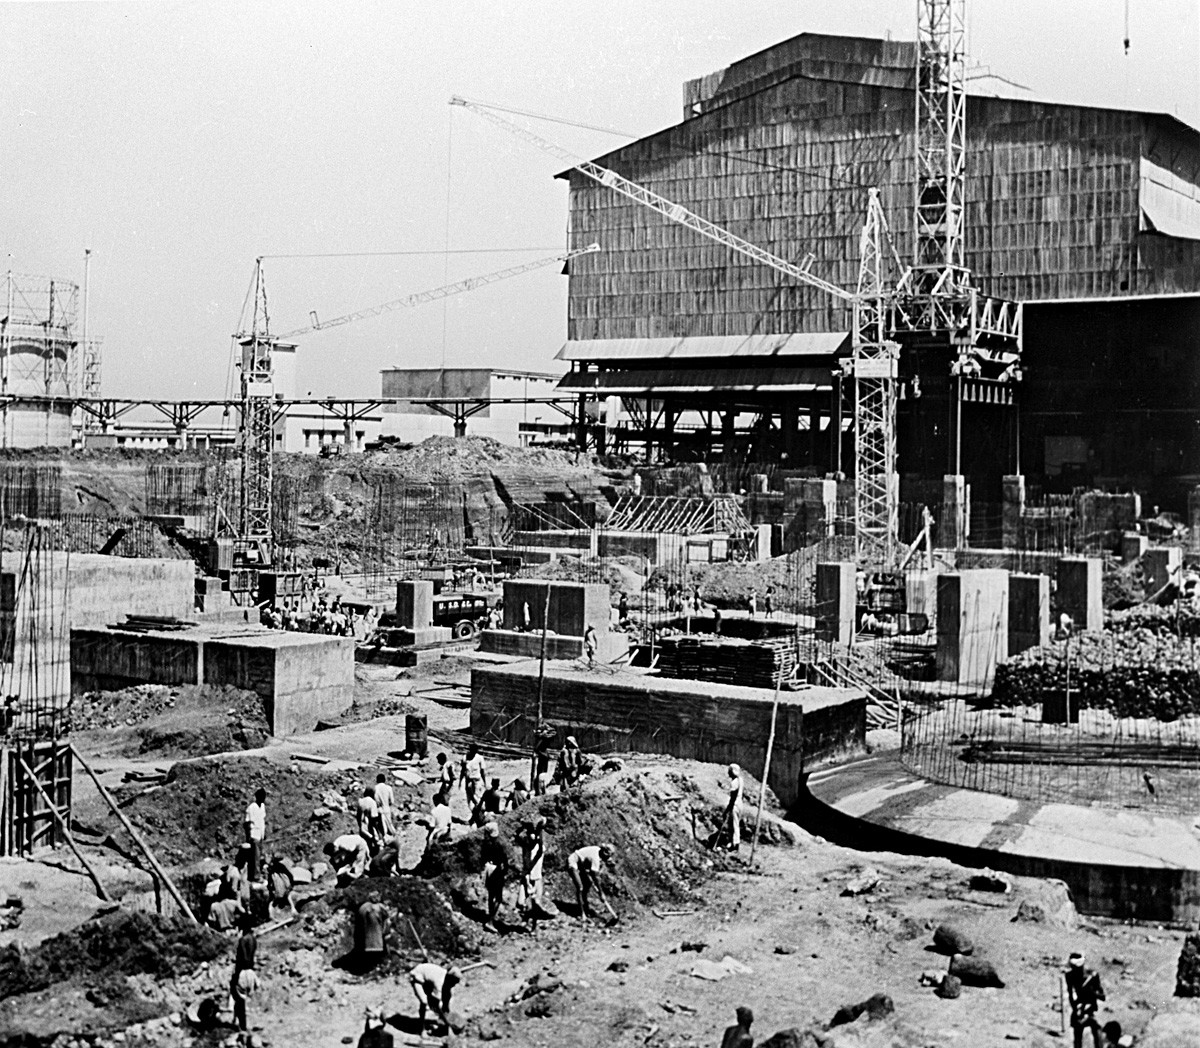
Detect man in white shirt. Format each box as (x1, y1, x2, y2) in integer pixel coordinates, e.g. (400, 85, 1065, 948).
(324, 833, 371, 882)
(459, 745, 488, 810)
(408, 962, 462, 1033)
(243, 788, 267, 882)
(372, 772, 396, 837)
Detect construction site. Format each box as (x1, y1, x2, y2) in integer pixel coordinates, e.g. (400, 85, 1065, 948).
(4, 3, 1200, 1047)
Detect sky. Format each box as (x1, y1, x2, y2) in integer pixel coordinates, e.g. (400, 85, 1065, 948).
(1, 0, 1197, 403)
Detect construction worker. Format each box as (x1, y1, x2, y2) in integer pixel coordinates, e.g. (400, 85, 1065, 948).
(567, 842, 616, 923)
(353, 891, 389, 970)
(357, 787, 383, 854)
(480, 822, 507, 927)
(243, 787, 267, 882)
(764, 585, 775, 617)
(229, 913, 258, 1033)
(506, 778, 530, 811)
(533, 730, 555, 795)
(584, 623, 598, 667)
(425, 790, 453, 852)
(721, 764, 744, 852)
(266, 855, 296, 916)
(459, 744, 488, 811)
(408, 962, 462, 1034)
(357, 1006, 393, 1048)
(1064, 952, 1106, 1048)
(436, 751, 456, 795)
(372, 771, 396, 838)
(556, 736, 582, 788)
(475, 777, 504, 826)
(720, 1006, 754, 1048)
(517, 817, 548, 924)
(323, 833, 371, 882)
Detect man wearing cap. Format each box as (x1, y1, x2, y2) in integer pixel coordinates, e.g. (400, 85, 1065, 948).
(722, 764, 744, 852)
(408, 961, 462, 1034)
(720, 1006, 754, 1048)
(243, 787, 267, 882)
(357, 1006, 393, 1048)
(567, 842, 616, 922)
(1063, 951, 1106, 1048)
(480, 822, 508, 927)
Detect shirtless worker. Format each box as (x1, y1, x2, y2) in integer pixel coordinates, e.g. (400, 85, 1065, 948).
(567, 842, 617, 923)
(408, 962, 462, 1034)
(720, 1006, 754, 1048)
(722, 764, 745, 852)
(480, 822, 507, 928)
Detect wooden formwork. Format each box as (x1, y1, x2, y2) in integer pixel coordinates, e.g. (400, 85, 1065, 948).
(0, 738, 72, 856)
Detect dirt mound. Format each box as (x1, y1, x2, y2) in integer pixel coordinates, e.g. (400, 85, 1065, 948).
(304, 874, 481, 971)
(420, 774, 714, 917)
(71, 684, 269, 758)
(118, 754, 422, 869)
(0, 909, 226, 1001)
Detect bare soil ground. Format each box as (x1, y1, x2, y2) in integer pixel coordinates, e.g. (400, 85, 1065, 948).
(6, 658, 1200, 1047)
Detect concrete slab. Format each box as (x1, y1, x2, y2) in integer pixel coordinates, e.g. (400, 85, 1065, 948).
(805, 751, 1200, 922)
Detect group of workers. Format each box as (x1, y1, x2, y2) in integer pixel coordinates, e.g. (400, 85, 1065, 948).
(261, 593, 374, 637)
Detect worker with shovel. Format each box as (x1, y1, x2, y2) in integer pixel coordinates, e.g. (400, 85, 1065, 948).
(408, 962, 463, 1035)
(567, 842, 617, 923)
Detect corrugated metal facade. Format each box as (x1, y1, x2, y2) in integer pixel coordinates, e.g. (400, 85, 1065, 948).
(563, 34, 1200, 343)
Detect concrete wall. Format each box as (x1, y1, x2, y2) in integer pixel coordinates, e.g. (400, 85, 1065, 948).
(204, 634, 355, 737)
(502, 580, 610, 636)
(471, 661, 865, 806)
(62, 555, 194, 627)
(70, 628, 203, 693)
(70, 626, 353, 737)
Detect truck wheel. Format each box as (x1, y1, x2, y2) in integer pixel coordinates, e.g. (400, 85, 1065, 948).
(453, 620, 476, 640)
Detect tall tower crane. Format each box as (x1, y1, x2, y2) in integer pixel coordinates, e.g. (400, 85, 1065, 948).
(453, 0, 1021, 565)
(450, 96, 899, 562)
(229, 245, 599, 596)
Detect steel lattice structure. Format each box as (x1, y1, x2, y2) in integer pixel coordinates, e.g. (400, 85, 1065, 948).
(852, 191, 900, 564)
(238, 263, 275, 557)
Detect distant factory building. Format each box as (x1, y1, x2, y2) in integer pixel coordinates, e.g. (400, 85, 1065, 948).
(558, 33, 1200, 507)
(379, 367, 572, 447)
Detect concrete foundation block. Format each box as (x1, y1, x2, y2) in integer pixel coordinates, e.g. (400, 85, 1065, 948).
(396, 580, 434, 630)
(502, 580, 609, 636)
(1121, 533, 1149, 563)
(936, 570, 1009, 687)
(815, 562, 856, 645)
(479, 628, 630, 662)
(1056, 557, 1104, 632)
(1144, 546, 1182, 595)
(392, 626, 453, 647)
(1009, 573, 1051, 656)
(905, 570, 938, 623)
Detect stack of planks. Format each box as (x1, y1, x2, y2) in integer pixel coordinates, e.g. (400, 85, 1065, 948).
(657, 635, 796, 689)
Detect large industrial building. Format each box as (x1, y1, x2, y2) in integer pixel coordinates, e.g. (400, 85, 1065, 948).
(557, 34, 1200, 508)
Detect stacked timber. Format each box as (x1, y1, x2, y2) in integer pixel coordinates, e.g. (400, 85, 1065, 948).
(657, 636, 796, 689)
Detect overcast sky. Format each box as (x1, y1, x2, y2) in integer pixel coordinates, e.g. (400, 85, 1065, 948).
(2, 1, 1196, 402)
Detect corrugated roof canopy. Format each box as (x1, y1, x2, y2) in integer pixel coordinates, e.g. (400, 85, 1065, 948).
(556, 332, 850, 363)
(558, 365, 833, 395)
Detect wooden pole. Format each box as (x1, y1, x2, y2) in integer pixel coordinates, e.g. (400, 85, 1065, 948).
(748, 682, 780, 866)
(70, 743, 197, 924)
(15, 753, 111, 901)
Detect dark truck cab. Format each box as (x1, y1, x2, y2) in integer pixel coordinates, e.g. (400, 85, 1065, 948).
(431, 593, 490, 639)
